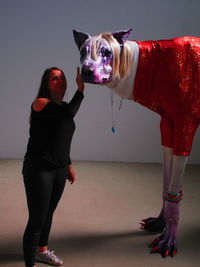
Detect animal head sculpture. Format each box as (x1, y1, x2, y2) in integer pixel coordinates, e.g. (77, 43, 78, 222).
(73, 29, 132, 84)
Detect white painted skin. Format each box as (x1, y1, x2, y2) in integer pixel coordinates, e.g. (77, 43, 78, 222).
(107, 41, 139, 100)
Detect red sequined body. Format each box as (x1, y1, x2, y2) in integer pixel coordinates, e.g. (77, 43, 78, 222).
(133, 37, 200, 155)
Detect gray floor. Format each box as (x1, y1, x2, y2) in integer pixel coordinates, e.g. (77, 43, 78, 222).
(0, 159, 200, 267)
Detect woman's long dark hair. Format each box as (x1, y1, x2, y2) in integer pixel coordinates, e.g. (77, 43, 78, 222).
(29, 67, 66, 123)
(36, 67, 66, 99)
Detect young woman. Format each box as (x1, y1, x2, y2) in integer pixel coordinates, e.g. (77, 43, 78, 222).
(22, 67, 84, 267)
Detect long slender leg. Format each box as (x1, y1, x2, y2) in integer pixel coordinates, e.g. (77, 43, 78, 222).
(141, 114, 174, 232)
(168, 155, 187, 193)
(162, 147, 173, 198)
(158, 146, 174, 217)
(150, 155, 188, 257)
(140, 146, 173, 232)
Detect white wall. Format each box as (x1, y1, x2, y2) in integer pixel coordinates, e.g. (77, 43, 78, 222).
(0, 0, 199, 164)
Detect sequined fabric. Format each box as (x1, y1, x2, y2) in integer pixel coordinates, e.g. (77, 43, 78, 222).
(133, 37, 200, 155)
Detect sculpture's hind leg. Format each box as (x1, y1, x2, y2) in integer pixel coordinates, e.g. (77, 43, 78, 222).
(149, 117, 198, 257)
(150, 155, 188, 257)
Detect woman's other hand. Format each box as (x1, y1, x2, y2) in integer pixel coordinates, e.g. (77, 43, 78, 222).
(67, 164, 75, 184)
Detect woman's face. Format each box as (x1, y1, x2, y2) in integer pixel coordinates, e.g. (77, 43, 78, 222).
(48, 69, 67, 99)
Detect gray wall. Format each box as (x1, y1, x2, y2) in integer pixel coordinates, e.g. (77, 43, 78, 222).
(0, 0, 199, 163)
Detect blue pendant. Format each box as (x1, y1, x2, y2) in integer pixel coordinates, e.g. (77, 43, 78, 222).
(111, 127, 115, 133)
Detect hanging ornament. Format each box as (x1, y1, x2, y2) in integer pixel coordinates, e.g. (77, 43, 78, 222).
(110, 91, 123, 133)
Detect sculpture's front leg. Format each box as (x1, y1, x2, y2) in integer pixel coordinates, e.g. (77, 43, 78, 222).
(140, 207, 165, 233)
(150, 155, 187, 257)
(140, 147, 173, 233)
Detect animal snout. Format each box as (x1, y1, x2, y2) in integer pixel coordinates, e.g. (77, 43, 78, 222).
(81, 67, 93, 76)
(81, 67, 94, 82)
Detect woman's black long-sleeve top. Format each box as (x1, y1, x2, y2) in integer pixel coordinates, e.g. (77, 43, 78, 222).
(24, 90, 84, 167)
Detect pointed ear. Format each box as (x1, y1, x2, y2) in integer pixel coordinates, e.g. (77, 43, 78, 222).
(73, 29, 90, 50)
(112, 29, 132, 45)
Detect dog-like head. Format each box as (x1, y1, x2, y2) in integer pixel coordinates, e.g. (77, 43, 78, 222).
(73, 29, 132, 84)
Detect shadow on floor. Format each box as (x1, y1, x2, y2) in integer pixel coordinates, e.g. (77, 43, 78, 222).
(0, 252, 23, 264)
(1, 226, 200, 264)
(51, 229, 154, 252)
(0, 229, 152, 264)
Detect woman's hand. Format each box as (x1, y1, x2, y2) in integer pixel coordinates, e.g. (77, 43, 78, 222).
(67, 164, 75, 184)
(76, 67, 84, 93)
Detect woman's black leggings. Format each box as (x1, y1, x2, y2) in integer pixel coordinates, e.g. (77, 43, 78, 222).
(22, 159, 67, 267)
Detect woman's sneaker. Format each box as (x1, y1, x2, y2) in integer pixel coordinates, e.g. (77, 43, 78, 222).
(36, 250, 63, 266)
